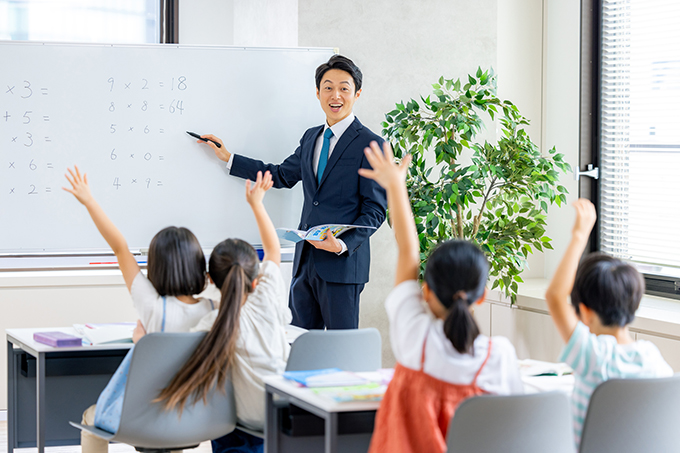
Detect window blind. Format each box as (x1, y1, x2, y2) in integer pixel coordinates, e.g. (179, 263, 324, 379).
(600, 0, 680, 276)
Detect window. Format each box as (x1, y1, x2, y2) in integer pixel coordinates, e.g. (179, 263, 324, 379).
(594, 0, 680, 298)
(0, 0, 161, 43)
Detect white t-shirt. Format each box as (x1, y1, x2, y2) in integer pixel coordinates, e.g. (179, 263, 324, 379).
(130, 272, 216, 333)
(193, 260, 291, 431)
(559, 321, 673, 447)
(386, 280, 524, 395)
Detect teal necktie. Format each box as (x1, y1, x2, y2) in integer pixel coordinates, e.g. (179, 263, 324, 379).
(317, 128, 334, 184)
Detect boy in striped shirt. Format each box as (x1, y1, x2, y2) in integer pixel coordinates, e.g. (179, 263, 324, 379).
(545, 199, 672, 447)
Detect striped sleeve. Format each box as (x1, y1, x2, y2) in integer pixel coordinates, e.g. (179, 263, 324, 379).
(559, 322, 593, 375)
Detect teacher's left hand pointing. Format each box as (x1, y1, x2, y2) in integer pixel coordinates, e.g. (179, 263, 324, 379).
(308, 233, 343, 254)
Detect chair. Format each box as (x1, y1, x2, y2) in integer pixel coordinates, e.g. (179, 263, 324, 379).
(579, 375, 680, 453)
(70, 332, 236, 452)
(447, 392, 574, 453)
(285, 327, 382, 372)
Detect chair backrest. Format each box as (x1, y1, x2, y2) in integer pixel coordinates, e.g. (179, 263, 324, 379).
(579, 375, 680, 453)
(115, 332, 237, 449)
(285, 328, 382, 372)
(447, 392, 574, 453)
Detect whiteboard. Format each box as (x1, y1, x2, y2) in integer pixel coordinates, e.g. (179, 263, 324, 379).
(0, 42, 334, 257)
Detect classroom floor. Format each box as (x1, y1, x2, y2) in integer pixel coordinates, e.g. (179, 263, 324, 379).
(0, 421, 212, 453)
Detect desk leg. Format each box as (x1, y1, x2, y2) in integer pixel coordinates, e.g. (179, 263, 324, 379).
(36, 352, 46, 453)
(7, 341, 16, 453)
(325, 412, 338, 453)
(265, 389, 278, 453)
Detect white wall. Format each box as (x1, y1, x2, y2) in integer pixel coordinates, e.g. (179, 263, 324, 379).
(178, 0, 234, 45)
(542, 0, 581, 279)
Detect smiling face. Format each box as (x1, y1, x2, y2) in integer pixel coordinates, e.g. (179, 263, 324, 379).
(316, 69, 362, 126)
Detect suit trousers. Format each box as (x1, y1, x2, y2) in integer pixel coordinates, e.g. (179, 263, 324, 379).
(289, 244, 364, 330)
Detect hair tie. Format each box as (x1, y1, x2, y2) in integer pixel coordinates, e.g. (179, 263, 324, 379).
(452, 291, 468, 304)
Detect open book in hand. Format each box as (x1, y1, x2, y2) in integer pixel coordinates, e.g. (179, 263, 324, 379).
(277, 224, 376, 243)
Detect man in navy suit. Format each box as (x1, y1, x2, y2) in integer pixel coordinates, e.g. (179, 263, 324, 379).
(200, 55, 387, 330)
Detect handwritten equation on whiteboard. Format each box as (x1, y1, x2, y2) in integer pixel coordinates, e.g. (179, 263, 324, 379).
(3, 80, 53, 196)
(2, 75, 188, 197)
(105, 75, 188, 192)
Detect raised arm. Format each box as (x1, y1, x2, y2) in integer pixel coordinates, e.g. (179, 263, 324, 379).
(245, 171, 280, 266)
(545, 199, 597, 342)
(62, 166, 140, 291)
(358, 141, 416, 285)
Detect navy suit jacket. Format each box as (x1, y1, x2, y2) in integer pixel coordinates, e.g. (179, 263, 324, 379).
(230, 117, 387, 284)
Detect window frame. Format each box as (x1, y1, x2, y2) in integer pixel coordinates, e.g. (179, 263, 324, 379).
(160, 0, 179, 44)
(580, 0, 680, 300)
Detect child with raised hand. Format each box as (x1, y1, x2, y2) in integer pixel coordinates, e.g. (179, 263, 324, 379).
(359, 142, 523, 453)
(63, 166, 215, 453)
(157, 170, 291, 453)
(545, 199, 672, 447)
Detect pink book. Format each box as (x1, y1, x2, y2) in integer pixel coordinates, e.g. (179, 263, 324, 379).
(33, 331, 82, 347)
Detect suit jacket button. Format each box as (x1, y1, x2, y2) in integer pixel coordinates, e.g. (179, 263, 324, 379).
(303, 224, 308, 229)
(313, 201, 319, 206)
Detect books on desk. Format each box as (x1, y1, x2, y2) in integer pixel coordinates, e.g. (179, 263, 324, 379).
(73, 323, 135, 345)
(277, 224, 376, 243)
(283, 368, 368, 387)
(33, 331, 82, 347)
(283, 368, 395, 402)
(312, 383, 387, 402)
(519, 359, 573, 377)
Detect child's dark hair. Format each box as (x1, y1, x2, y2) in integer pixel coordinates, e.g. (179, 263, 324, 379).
(157, 239, 259, 412)
(315, 54, 363, 92)
(424, 240, 488, 355)
(147, 226, 206, 297)
(571, 253, 644, 327)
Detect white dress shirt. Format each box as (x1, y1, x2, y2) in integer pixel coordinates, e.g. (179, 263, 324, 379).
(312, 112, 355, 178)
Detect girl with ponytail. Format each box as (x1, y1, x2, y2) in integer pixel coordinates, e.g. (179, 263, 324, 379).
(359, 142, 523, 453)
(158, 170, 291, 453)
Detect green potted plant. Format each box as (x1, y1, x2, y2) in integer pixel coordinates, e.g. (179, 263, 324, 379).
(382, 68, 570, 302)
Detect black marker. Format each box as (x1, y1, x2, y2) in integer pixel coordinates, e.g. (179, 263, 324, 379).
(186, 131, 222, 148)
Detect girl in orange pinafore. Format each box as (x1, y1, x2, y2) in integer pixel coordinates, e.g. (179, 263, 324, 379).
(358, 141, 524, 453)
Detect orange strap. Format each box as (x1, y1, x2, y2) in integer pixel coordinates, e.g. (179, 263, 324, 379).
(419, 330, 428, 371)
(421, 330, 493, 386)
(471, 338, 493, 385)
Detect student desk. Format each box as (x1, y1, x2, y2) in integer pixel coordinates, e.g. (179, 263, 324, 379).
(263, 366, 576, 453)
(264, 375, 379, 453)
(6, 325, 307, 453)
(6, 327, 132, 453)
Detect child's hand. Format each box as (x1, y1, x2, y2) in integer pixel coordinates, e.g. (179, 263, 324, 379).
(245, 171, 274, 206)
(132, 320, 147, 344)
(358, 141, 412, 190)
(572, 198, 597, 239)
(62, 166, 95, 206)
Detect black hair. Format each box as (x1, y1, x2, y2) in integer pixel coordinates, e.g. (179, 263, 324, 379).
(147, 227, 206, 297)
(424, 240, 489, 355)
(315, 54, 363, 92)
(157, 238, 259, 413)
(571, 253, 644, 327)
